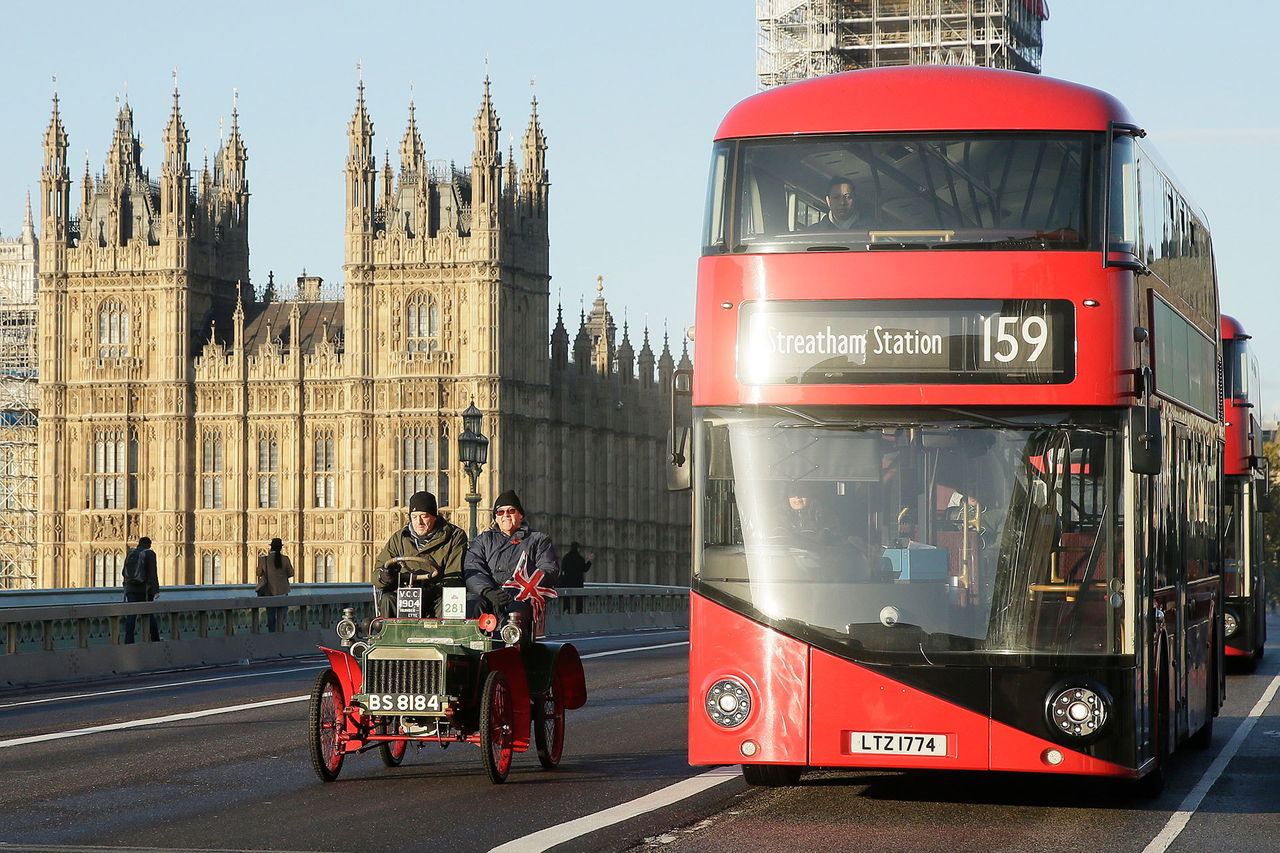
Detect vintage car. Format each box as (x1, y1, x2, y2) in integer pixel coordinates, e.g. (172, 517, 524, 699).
(308, 556, 587, 783)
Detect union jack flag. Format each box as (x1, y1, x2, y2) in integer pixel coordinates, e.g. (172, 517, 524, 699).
(502, 549, 559, 631)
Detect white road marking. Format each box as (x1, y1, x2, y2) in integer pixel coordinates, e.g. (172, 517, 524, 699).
(1142, 671, 1280, 853)
(0, 665, 323, 709)
(0, 696, 309, 749)
(0, 633, 687, 710)
(488, 766, 740, 853)
(581, 641, 688, 659)
(0, 638, 685, 747)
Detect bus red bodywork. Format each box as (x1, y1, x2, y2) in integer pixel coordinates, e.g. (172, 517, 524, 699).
(688, 67, 1222, 788)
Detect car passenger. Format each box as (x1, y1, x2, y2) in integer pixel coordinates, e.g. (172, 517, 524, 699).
(464, 490, 560, 626)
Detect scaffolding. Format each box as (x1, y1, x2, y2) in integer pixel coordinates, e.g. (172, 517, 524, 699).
(0, 211, 38, 589)
(757, 0, 1049, 90)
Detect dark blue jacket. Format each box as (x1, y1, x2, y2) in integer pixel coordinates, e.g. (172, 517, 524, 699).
(463, 522, 559, 616)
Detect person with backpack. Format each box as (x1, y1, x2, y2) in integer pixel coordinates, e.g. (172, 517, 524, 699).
(122, 536, 160, 643)
(255, 538, 295, 631)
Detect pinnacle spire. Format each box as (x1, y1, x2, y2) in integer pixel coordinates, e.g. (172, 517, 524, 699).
(400, 98, 425, 173)
(473, 74, 500, 151)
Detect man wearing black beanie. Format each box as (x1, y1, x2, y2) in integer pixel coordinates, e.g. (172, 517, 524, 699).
(373, 490, 468, 617)
(464, 489, 560, 626)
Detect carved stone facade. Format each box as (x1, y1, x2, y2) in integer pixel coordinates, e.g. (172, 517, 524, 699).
(36, 82, 690, 590)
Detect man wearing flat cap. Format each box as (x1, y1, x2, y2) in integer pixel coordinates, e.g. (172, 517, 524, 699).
(464, 489, 560, 623)
(374, 490, 468, 617)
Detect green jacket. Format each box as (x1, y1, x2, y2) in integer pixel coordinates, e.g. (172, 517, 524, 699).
(373, 519, 468, 617)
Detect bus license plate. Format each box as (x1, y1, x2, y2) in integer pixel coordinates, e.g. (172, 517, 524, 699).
(848, 731, 948, 756)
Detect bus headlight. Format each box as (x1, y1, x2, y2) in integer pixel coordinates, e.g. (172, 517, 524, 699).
(1224, 609, 1239, 638)
(706, 678, 752, 728)
(1047, 684, 1110, 738)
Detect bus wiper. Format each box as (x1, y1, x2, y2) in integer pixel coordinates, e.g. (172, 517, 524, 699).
(945, 238, 1053, 251)
(938, 407, 1027, 428)
(867, 241, 935, 250)
(774, 406, 924, 430)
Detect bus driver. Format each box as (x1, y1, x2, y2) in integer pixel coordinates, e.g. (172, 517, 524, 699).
(808, 176, 863, 231)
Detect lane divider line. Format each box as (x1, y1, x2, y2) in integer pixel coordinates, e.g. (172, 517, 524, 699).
(0, 635, 688, 710)
(0, 640, 687, 748)
(1142, 670, 1280, 853)
(0, 696, 308, 749)
(0, 666, 323, 710)
(581, 641, 688, 659)
(488, 766, 740, 853)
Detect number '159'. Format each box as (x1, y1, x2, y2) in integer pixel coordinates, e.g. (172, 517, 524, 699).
(979, 314, 1048, 364)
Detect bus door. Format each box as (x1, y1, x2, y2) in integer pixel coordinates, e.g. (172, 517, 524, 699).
(1175, 430, 1218, 740)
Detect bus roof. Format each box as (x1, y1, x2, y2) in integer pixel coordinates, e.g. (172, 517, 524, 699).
(715, 67, 1134, 140)
(1221, 314, 1250, 340)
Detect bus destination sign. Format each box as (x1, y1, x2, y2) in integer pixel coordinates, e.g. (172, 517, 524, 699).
(739, 299, 1074, 385)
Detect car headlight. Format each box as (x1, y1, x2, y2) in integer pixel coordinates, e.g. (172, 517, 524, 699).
(336, 618, 358, 643)
(706, 678, 752, 728)
(1224, 609, 1239, 638)
(1047, 684, 1109, 738)
(500, 622, 523, 645)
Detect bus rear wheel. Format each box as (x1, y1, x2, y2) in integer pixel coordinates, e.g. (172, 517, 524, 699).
(741, 764, 803, 786)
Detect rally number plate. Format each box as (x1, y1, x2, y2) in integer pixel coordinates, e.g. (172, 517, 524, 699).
(364, 693, 445, 714)
(848, 731, 948, 756)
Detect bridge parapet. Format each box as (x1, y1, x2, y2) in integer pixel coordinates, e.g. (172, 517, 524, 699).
(0, 584, 689, 688)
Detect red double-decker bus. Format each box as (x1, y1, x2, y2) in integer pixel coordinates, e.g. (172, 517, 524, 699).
(1221, 314, 1268, 669)
(683, 67, 1223, 792)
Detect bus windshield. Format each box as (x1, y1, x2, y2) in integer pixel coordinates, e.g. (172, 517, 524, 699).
(698, 406, 1127, 659)
(705, 133, 1099, 254)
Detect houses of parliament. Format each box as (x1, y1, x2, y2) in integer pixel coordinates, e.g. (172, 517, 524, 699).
(30, 80, 690, 590)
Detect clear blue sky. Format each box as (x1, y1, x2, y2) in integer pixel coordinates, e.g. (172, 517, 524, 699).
(2, 2, 1277, 410)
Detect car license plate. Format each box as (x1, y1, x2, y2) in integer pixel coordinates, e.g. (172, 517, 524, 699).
(364, 693, 444, 714)
(848, 731, 948, 756)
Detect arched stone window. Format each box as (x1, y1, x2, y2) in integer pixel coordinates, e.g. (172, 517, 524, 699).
(314, 550, 336, 583)
(200, 552, 224, 584)
(313, 428, 336, 508)
(90, 429, 132, 509)
(397, 422, 450, 507)
(97, 299, 130, 358)
(405, 292, 440, 352)
(257, 430, 280, 509)
(92, 550, 124, 587)
(202, 430, 225, 509)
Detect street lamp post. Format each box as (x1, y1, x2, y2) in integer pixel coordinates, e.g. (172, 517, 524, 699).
(457, 402, 489, 539)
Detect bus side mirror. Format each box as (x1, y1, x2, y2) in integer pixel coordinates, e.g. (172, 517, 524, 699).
(1129, 404, 1161, 475)
(668, 368, 693, 491)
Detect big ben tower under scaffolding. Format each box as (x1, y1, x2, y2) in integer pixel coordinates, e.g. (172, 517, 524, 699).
(0, 195, 38, 589)
(757, 0, 1049, 90)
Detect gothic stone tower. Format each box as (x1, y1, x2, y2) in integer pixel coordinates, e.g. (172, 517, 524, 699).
(37, 90, 248, 586)
(344, 77, 552, 548)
